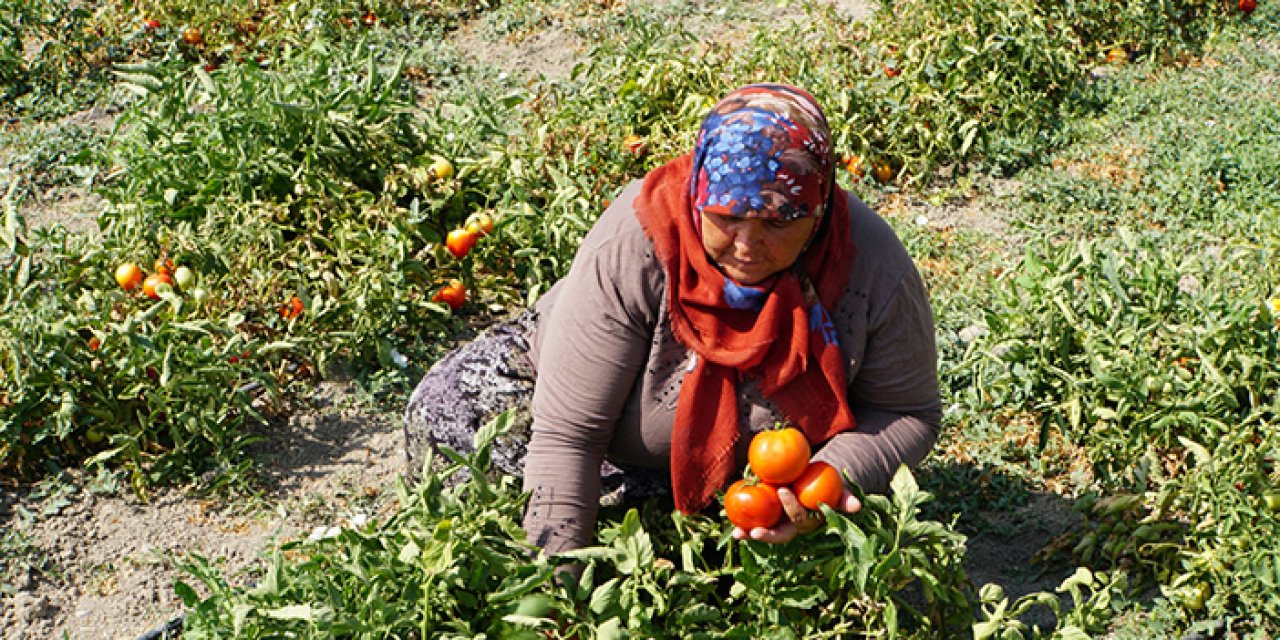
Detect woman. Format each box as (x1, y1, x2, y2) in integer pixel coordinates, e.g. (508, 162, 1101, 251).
(404, 83, 941, 555)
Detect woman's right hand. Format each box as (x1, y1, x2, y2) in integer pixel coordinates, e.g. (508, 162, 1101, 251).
(731, 486, 861, 544)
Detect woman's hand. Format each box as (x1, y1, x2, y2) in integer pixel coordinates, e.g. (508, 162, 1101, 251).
(731, 486, 861, 544)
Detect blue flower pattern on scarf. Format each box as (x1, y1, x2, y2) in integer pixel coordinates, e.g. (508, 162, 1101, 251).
(697, 111, 799, 218)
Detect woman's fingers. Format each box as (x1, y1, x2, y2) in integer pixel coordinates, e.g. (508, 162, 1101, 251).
(732, 488, 861, 544)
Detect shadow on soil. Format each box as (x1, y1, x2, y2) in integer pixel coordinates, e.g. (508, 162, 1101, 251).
(918, 460, 1085, 630)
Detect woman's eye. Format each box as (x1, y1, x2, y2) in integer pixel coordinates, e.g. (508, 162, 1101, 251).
(766, 219, 792, 230)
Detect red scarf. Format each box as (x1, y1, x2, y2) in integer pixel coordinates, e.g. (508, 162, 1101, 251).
(635, 154, 858, 514)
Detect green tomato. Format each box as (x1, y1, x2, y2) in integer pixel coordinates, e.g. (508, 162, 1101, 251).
(1264, 491, 1280, 512)
(189, 287, 208, 302)
(173, 266, 196, 291)
(86, 428, 105, 444)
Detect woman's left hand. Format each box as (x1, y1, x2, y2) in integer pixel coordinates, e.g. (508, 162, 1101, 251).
(731, 486, 861, 544)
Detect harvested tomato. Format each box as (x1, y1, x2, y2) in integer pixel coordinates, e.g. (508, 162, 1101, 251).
(445, 228, 478, 259)
(115, 262, 143, 291)
(793, 461, 844, 511)
(748, 426, 811, 485)
(1241, 0, 1256, 14)
(141, 272, 172, 300)
(466, 212, 495, 237)
(433, 279, 466, 310)
(281, 295, 304, 320)
(724, 479, 783, 530)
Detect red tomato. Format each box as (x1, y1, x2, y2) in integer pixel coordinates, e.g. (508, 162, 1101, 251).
(747, 427, 811, 485)
(883, 62, 901, 78)
(141, 272, 172, 300)
(433, 279, 466, 310)
(144, 19, 161, 31)
(792, 461, 844, 511)
(280, 295, 304, 320)
(362, 11, 378, 26)
(115, 262, 143, 291)
(724, 480, 783, 530)
(445, 228, 478, 259)
(1240, 0, 1257, 14)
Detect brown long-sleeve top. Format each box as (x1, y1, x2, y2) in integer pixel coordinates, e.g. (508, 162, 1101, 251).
(522, 180, 942, 553)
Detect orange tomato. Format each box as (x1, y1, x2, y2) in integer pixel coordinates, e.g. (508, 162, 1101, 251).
(872, 162, 896, 184)
(433, 279, 466, 310)
(792, 461, 844, 511)
(466, 212, 495, 237)
(724, 479, 783, 530)
(843, 155, 866, 179)
(87, 336, 102, 351)
(154, 257, 175, 276)
(142, 272, 173, 300)
(182, 27, 203, 46)
(445, 228, 478, 259)
(883, 62, 901, 78)
(747, 426, 811, 485)
(623, 134, 647, 157)
(115, 262, 143, 291)
(280, 295, 304, 320)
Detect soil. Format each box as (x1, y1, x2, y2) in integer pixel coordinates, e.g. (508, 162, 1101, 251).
(0, 2, 1079, 638)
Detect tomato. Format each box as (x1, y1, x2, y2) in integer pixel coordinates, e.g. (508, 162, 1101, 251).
(1240, 0, 1256, 14)
(623, 134, 647, 157)
(115, 262, 143, 291)
(172, 266, 196, 291)
(433, 279, 466, 310)
(843, 155, 866, 179)
(86, 428, 105, 445)
(362, 11, 378, 25)
(141, 272, 173, 300)
(87, 336, 102, 351)
(793, 461, 844, 511)
(873, 162, 896, 184)
(154, 257, 175, 276)
(748, 427, 811, 485)
(445, 228, 478, 259)
(1264, 491, 1280, 512)
(281, 295, 304, 320)
(182, 28, 203, 46)
(1106, 47, 1127, 65)
(883, 62, 901, 78)
(466, 212, 495, 237)
(143, 19, 161, 31)
(724, 479, 783, 530)
(429, 157, 455, 181)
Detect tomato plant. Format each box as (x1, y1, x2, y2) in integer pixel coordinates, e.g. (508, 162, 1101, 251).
(747, 426, 810, 485)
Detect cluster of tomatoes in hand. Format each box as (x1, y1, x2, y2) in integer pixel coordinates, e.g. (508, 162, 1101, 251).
(723, 426, 848, 536)
(115, 258, 199, 301)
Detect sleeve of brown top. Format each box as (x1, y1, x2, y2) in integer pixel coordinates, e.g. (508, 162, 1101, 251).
(522, 182, 664, 554)
(812, 196, 943, 494)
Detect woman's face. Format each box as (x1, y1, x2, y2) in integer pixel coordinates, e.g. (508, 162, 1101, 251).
(700, 212, 816, 285)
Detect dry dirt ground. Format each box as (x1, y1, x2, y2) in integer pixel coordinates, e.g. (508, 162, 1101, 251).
(0, 1, 1081, 638)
